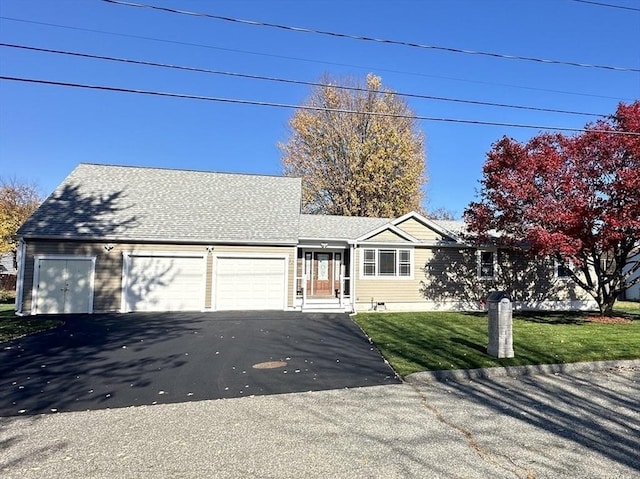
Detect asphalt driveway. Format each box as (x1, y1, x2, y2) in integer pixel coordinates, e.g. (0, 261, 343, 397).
(0, 311, 399, 417)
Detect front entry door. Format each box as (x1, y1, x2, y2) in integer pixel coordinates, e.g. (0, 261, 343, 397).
(313, 252, 333, 296)
(304, 250, 343, 298)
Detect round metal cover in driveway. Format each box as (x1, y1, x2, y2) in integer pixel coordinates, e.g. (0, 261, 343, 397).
(252, 361, 288, 369)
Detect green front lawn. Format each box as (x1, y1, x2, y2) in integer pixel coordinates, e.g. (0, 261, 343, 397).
(354, 309, 640, 377)
(615, 301, 640, 315)
(0, 303, 62, 343)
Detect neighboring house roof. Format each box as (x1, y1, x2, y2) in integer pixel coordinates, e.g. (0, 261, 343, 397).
(299, 214, 390, 241)
(432, 220, 466, 237)
(17, 163, 303, 244)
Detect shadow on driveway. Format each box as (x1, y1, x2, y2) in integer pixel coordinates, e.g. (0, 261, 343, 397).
(0, 312, 399, 417)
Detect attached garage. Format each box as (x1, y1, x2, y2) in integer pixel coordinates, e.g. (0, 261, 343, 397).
(32, 255, 95, 314)
(214, 255, 287, 311)
(122, 252, 206, 312)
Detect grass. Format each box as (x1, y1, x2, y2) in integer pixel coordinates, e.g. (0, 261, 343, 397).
(615, 300, 640, 315)
(354, 306, 640, 377)
(0, 303, 63, 343)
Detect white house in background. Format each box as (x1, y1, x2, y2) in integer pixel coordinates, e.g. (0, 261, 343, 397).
(0, 252, 16, 275)
(624, 251, 640, 301)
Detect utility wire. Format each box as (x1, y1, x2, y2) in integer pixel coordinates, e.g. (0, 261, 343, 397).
(1, 16, 632, 101)
(2, 75, 638, 136)
(0, 43, 606, 118)
(102, 0, 640, 73)
(569, 0, 640, 12)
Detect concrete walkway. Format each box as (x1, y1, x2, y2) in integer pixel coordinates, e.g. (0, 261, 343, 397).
(1, 363, 638, 478)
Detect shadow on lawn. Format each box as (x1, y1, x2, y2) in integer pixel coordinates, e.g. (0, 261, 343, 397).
(515, 311, 588, 325)
(450, 337, 486, 354)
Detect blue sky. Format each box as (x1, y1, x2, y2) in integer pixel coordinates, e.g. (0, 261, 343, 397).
(1, 0, 638, 218)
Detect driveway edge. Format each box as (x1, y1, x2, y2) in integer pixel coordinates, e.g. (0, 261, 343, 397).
(405, 359, 640, 384)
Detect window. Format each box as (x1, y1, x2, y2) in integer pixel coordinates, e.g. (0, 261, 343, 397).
(363, 249, 376, 276)
(477, 250, 496, 279)
(399, 250, 411, 276)
(379, 250, 396, 276)
(362, 248, 412, 278)
(555, 259, 571, 279)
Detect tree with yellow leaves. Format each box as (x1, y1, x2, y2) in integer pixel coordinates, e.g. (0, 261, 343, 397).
(280, 74, 427, 217)
(0, 178, 41, 254)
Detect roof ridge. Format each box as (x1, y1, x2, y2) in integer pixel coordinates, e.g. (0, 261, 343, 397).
(77, 162, 300, 180)
(300, 213, 390, 221)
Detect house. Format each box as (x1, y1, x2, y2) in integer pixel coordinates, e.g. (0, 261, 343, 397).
(623, 251, 640, 301)
(14, 163, 597, 315)
(1, 252, 17, 291)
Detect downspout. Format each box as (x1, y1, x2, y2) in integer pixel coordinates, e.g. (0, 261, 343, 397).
(349, 241, 357, 315)
(14, 238, 26, 316)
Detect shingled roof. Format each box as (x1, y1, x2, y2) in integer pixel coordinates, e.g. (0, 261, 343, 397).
(299, 214, 390, 241)
(18, 164, 303, 244)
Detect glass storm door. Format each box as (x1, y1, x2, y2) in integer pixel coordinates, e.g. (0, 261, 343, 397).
(312, 252, 333, 297)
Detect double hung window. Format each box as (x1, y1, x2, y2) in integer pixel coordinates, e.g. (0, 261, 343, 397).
(362, 248, 412, 278)
(477, 250, 496, 279)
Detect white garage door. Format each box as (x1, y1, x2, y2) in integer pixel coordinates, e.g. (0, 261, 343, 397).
(35, 257, 94, 314)
(124, 254, 205, 312)
(214, 256, 286, 310)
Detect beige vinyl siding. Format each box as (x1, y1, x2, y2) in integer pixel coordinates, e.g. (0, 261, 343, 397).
(395, 218, 443, 241)
(355, 248, 430, 304)
(20, 240, 296, 314)
(362, 229, 407, 243)
(354, 246, 593, 309)
(22, 240, 127, 313)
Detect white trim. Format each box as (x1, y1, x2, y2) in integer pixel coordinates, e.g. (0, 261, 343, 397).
(298, 239, 351, 246)
(211, 253, 289, 311)
(349, 243, 356, 312)
(14, 239, 26, 315)
(554, 259, 571, 280)
(121, 250, 207, 312)
(122, 250, 208, 258)
(391, 211, 462, 241)
(353, 299, 599, 313)
(356, 240, 417, 247)
(31, 255, 97, 315)
(476, 249, 497, 280)
(21, 235, 297, 246)
(297, 242, 347, 250)
(356, 223, 419, 243)
(358, 247, 415, 280)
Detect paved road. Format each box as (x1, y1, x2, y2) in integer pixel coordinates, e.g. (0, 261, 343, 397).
(1, 364, 638, 478)
(0, 312, 399, 416)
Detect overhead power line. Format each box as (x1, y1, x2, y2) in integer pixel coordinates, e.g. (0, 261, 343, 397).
(1, 17, 633, 101)
(0, 43, 606, 118)
(569, 0, 640, 12)
(102, 0, 640, 73)
(2, 75, 638, 136)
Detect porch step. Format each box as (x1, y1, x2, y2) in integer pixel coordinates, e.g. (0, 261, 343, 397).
(301, 300, 351, 313)
(302, 307, 351, 313)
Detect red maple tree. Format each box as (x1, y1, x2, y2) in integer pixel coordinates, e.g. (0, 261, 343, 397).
(464, 101, 640, 316)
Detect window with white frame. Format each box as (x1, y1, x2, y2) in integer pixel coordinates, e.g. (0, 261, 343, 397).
(555, 259, 571, 279)
(362, 248, 412, 278)
(477, 250, 496, 279)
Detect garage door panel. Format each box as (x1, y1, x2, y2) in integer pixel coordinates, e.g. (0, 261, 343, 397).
(215, 257, 286, 311)
(125, 255, 205, 312)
